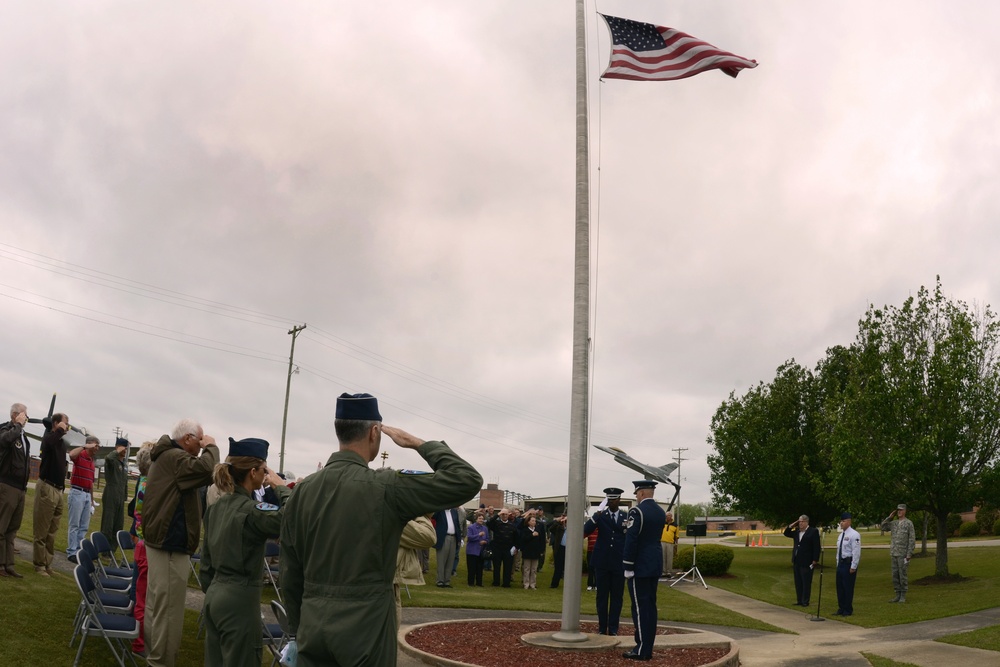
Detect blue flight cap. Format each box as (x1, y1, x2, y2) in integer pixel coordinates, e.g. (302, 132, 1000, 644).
(336, 393, 383, 421)
(841, 512, 852, 520)
(228, 437, 269, 460)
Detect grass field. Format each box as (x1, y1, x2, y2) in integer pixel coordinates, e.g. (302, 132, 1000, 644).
(707, 545, 1000, 628)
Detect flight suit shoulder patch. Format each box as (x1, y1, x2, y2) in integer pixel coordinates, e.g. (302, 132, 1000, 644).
(255, 502, 280, 511)
(398, 469, 431, 475)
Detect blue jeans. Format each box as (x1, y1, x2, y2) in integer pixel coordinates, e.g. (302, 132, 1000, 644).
(66, 487, 93, 557)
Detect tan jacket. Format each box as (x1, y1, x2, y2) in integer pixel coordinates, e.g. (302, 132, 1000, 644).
(396, 516, 436, 586)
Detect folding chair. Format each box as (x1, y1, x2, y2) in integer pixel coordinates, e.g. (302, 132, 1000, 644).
(261, 610, 287, 667)
(90, 532, 135, 578)
(269, 600, 292, 667)
(115, 530, 136, 569)
(72, 565, 140, 667)
(70, 552, 133, 648)
(80, 540, 131, 593)
(263, 540, 281, 601)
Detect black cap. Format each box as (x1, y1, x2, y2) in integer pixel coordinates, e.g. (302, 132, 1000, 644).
(335, 393, 382, 421)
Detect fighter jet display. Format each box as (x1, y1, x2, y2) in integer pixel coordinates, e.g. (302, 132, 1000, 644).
(593, 445, 678, 484)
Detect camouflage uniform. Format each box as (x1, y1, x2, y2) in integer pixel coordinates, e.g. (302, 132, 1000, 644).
(880, 515, 915, 601)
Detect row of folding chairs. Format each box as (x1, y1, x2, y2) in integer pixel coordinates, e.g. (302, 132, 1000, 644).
(70, 534, 140, 667)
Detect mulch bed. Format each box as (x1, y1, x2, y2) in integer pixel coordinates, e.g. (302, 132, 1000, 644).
(406, 620, 730, 666)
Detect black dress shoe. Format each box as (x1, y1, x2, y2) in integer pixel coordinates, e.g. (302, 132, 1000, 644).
(623, 651, 650, 661)
(4, 567, 23, 579)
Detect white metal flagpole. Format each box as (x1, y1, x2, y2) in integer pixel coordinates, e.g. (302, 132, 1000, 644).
(552, 0, 591, 643)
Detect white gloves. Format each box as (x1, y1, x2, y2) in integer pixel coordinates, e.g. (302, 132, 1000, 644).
(596, 498, 609, 513)
(510, 546, 517, 556)
(624, 570, 635, 579)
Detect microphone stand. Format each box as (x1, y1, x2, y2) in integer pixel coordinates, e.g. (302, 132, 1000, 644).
(810, 527, 826, 622)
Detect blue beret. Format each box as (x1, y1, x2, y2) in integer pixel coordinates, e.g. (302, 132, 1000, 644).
(336, 393, 382, 421)
(632, 480, 658, 490)
(228, 437, 269, 460)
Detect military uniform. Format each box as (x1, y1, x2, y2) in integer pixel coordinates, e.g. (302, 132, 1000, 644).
(280, 439, 482, 667)
(881, 509, 915, 602)
(200, 483, 290, 667)
(101, 445, 129, 544)
(584, 505, 627, 635)
(623, 483, 666, 661)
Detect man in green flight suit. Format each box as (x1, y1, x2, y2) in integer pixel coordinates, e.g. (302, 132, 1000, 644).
(881, 503, 916, 603)
(280, 393, 483, 667)
(101, 438, 130, 545)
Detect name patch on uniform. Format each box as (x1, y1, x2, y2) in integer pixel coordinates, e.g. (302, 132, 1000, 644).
(256, 502, 280, 511)
(398, 469, 431, 475)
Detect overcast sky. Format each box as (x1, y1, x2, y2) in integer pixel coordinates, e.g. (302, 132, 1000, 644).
(3, 1, 999, 507)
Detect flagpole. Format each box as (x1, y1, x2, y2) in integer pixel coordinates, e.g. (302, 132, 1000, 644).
(552, 0, 590, 643)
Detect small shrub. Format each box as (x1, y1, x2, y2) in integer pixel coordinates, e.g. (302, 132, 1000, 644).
(976, 505, 999, 534)
(673, 544, 734, 576)
(947, 513, 964, 536)
(958, 521, 980, 538)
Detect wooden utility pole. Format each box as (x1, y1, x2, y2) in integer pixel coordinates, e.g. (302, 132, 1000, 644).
(279, 324, 306, 474)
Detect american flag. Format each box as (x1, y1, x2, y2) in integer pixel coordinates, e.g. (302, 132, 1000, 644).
(601, 14, 757, 82)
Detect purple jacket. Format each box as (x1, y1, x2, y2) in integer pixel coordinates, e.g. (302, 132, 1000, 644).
(466, 523, 490, 557)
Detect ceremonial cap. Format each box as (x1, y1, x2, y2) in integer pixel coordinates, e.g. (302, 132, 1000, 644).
(336, 393, 383, 421)
(228, 437, 269, 460)
(603, 487, 624, 499)
(632, 480, 657, 491)
(841, 512, 852, 520)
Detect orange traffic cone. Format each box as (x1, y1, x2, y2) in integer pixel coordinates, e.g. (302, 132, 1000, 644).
(764, 537, 769, 547)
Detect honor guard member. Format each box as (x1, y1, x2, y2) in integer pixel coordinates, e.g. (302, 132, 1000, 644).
(584, 487, 628, 635)
(199, 437, 289, 667)
(622, 480, 666, 661)
(280, 393, 483, 667)
(834, 512, 861, 616)
(881, 503, 915, 603)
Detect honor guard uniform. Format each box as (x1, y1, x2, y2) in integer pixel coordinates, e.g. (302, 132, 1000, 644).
(199, 437, 290, 667)
(622, 480, 666, 661)
(584, 487, 627, 635)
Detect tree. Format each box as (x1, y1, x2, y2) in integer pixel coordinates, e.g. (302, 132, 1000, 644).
(708, 360, 840, 529)
(828, 279, 1000, 576)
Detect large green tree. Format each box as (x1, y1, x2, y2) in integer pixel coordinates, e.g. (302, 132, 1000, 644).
(707, 360, 841, 528)
(828, 279, 1000, 576)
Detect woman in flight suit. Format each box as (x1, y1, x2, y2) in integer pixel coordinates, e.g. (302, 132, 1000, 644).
(199, 437, 289, 667)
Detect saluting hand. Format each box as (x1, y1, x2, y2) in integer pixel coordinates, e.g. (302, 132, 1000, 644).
(381, 425, 425, 449)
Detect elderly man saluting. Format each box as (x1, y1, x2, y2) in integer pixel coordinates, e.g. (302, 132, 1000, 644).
(881, 503, 915, 603)
(280, 393, 482, 667)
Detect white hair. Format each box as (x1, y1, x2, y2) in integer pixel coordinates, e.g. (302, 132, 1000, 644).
(170, 418, 202, 441)
(9, 403, 26, 418)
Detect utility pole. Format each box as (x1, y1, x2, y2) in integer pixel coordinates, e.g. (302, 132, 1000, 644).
(279, 323, 307, 474)
(380, 452, 389, 469)
(672, 447, 688, 517)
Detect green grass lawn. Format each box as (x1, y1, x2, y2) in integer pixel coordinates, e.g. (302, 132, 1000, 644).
(708, 545, 1000, 628)
(936, 624, 1000, 651)
(16, 483, 136, 557)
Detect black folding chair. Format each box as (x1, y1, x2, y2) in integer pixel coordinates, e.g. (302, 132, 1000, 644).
(263, 540, 281, 601)
(269, 600, 292, 667)
(115, 530, 136, 569)
(72, 565, 140, 667)
(261, 609, 287, 667)
(90, 532, 134, 578)
(80, 540, 131, 593)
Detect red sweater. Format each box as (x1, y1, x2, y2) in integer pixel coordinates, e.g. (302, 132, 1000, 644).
(69, 450, 95, 491)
